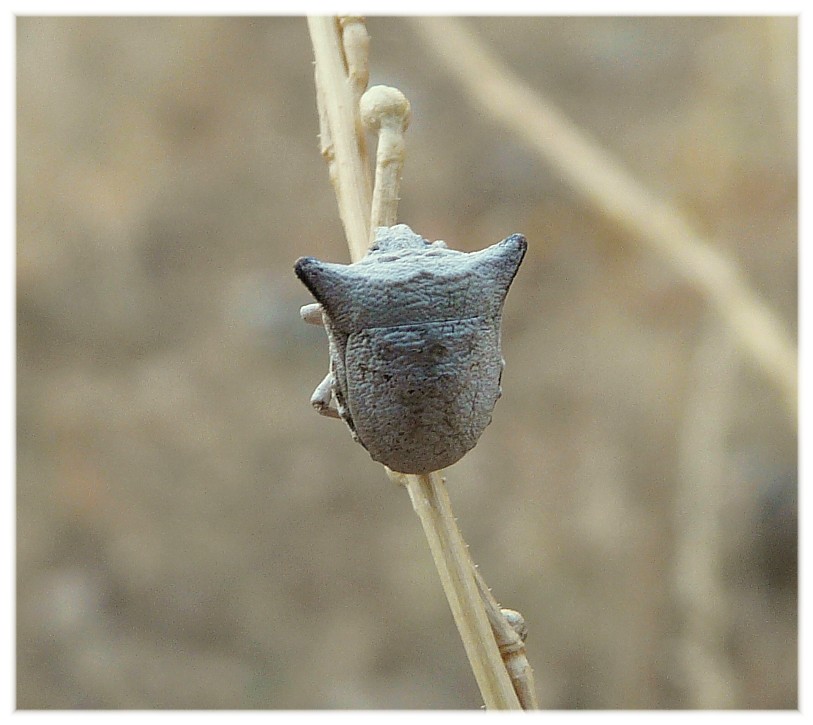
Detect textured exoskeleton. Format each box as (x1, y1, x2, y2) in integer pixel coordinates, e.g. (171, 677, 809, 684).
(294, 224, 526, 475)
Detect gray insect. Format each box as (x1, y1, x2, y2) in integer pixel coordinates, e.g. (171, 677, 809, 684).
(295, 224, 526, 475)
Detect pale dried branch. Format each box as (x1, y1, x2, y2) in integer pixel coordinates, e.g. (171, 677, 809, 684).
(472, 566, 539, 709)
(410, 17, 797, 420)
(395, 471, 522, 709)
(361, 85, 411, 233)
(307, 16, 371, 260)
(673, 320, 740, 706)
(338, 16, 373, 202)
(306, 16, 523, 710)
(339, 16, 370, 105)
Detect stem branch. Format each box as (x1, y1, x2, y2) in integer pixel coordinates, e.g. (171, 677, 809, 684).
(307, 16, 526, 709)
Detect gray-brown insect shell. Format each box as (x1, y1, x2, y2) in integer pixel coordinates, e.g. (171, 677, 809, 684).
(295, 225, 526, 475)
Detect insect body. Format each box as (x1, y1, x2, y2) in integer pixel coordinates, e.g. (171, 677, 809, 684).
(295, 224, 526, 474)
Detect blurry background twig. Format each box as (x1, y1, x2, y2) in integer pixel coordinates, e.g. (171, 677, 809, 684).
(673, 319, 739, 707)
(410, 17, 797, 420)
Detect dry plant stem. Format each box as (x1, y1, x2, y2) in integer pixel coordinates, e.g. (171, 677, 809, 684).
(674, 320, 740, 706)
(339, 17, 370, 106)
(398, 472, 523, 709)
(361, 85, 411, 233)
(308, 16, 371, 259)
(338, 16, 373, 198)
(362, 78, 519, 711)
(308, 16, 522, 710)
(472, 566, 539, 709)
(411, 17, 798, 421)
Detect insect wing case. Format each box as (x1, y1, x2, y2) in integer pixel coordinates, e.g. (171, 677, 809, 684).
(295, 225, 526, 474)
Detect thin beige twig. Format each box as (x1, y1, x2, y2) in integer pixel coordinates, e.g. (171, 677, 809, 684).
(339, 16, 370, 106)
(308, 16, 371, 260)
(395, 471, 522, 709)
(410, 17, 797, 421)
(338, 16, 373, 202)
(673, 319, 740, 707)
(306, 16, 523, 709)
(472, 565, 539, 709)
(361, 85, 411, 234)
(361, 82, 523, 709)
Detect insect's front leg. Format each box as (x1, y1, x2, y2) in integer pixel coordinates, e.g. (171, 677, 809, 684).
(300, 303, 324, 325)
(310, 369, 341, 419)
(301, 302, 342, 418)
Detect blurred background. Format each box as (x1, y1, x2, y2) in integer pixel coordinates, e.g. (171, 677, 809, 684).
(16, 16, 796, 709)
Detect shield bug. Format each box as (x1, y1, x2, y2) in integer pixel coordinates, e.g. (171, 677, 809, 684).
(295, 224, 526, 475)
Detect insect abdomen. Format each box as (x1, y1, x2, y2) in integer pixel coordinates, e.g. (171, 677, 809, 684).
(344, 317, 503, 474)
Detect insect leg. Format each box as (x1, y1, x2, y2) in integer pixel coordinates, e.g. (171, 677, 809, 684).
(300, 303, 325, 325)
(310, 370, 341, 419)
